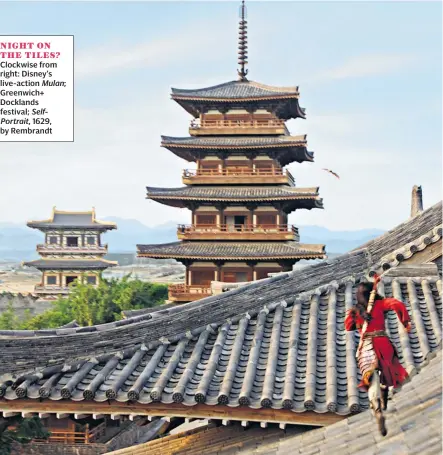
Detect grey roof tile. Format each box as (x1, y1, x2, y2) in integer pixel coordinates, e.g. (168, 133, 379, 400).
(137, 241, 325, 260)
(171, 81, 300, 99)
(27, 209, 116, 231)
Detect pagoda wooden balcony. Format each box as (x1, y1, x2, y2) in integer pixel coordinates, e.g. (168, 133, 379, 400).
(168, 284, 212, 302)
(182, 168, 295, 185)
(177, 224, 300, 241)
(189, 119, 288, 136)
(36, 244, 108, 255)
(34, 285, 71, 295)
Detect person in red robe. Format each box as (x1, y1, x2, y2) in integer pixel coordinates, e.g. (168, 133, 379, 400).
(345, 281, 411, 436)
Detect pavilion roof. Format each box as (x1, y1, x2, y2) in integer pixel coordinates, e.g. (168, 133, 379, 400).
(27, 208, 116, 231)
(146, 186, 322, 210)
(161, 135, 313, 165)
(137, 241, 325, 260)
(170, 81, 305, 119)
(0, 201, 441, 426)
(171, 81, 300, 99)
(23, 259, 117, 270)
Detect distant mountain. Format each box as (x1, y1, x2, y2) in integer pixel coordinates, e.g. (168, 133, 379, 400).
(298, 225, 385, 254)
(0, 218, 385, 262)
(102, 217, 177, 252)
(0, 223, 43, 262)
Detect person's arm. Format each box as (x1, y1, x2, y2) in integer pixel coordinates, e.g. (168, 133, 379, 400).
(345, 308, 358, 331)
(382, 298, 411, 332)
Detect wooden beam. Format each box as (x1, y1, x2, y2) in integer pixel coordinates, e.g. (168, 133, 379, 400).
(92, 414, 104, 420)
(0, 400, 344, 427)
(38, 413, 50, 419)
(3, 412, 19, 418)
(74, 413, 89, 419)
(56, 413, 70, 419)
(260, 421, 268, 428)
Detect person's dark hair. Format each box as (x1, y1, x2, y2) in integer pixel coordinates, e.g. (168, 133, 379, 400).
(357, 282, 383, 305)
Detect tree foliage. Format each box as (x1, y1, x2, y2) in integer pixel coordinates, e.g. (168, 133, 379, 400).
(0, 416, 49, 455)
(0, 277, 168, 330)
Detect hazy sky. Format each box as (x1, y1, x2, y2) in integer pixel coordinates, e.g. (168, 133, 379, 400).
(0, 1, 441, 230)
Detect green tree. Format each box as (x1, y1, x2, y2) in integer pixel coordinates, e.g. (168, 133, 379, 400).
(0, 276, 168, 330)
(0, 416, 49, 455)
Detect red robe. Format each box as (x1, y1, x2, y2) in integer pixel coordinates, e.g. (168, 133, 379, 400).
(345, 298, 411, 390)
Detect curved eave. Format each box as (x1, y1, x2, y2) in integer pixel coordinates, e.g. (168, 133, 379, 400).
(137, 252, 326, 261)
(23, 260, 118, 270)
(136, 246, 326, 261)
(160, 137, 313, 165)
(27, 222, 116, 231)
(146, 194, 323, 211)
(171, 96, 305, 120)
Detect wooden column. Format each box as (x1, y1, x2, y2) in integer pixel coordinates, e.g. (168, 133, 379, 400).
(59, 272, 63, 286)
(214, 261, 224, 282)
(247, 261, 258, 281)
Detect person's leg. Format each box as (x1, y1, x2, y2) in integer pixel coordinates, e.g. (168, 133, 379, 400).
(368, 371, 387, 436)
(380, 384, 389, 410)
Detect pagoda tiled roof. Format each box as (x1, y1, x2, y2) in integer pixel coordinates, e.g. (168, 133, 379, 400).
(171, 81, 299, 100)
(23, 259, 117, 270)
(0, 202, 441, 424)
(170, 81, 305, 119)
(137, 241, 325, 260)
(161, 135, 313, 165)
(161, 135, 308, 148)
(146, 186, 323, 210)
(27, 208, 116, 231)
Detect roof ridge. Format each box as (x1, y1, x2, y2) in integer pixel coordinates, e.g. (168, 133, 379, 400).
(171, 80, 299, 95)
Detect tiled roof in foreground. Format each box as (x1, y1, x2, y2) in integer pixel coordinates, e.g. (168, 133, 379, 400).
(0, 264, 440, 417)
(239, 350, 442, 455)
(0, 202, 441, 424)
(137, 241, 325, 260)
(23, 259, 117, 270)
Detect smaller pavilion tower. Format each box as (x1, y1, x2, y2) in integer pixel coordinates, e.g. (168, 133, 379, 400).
(24, 208, 117, 299)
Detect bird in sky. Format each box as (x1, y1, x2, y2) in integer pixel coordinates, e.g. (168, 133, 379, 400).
(322, 168, 340, 179)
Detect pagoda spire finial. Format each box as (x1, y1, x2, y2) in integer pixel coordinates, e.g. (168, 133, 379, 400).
(237, 0, 249, 81)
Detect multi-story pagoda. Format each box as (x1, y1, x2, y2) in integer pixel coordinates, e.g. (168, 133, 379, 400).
(138, 1, 326, 302)
(24, 208, 117, 299)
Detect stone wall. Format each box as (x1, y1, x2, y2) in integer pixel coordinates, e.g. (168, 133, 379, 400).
(0, 293, 51, 318)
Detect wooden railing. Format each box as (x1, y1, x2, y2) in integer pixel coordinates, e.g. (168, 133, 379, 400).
(178, 224, 299, 235)
(37, 244, 107, 251)
(169, 284, 212, 296)
(191, 119, 286, 128)
(34, 285, 71, 293)
(183, 168, 295, 185)
(35, 422, 106, 445)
